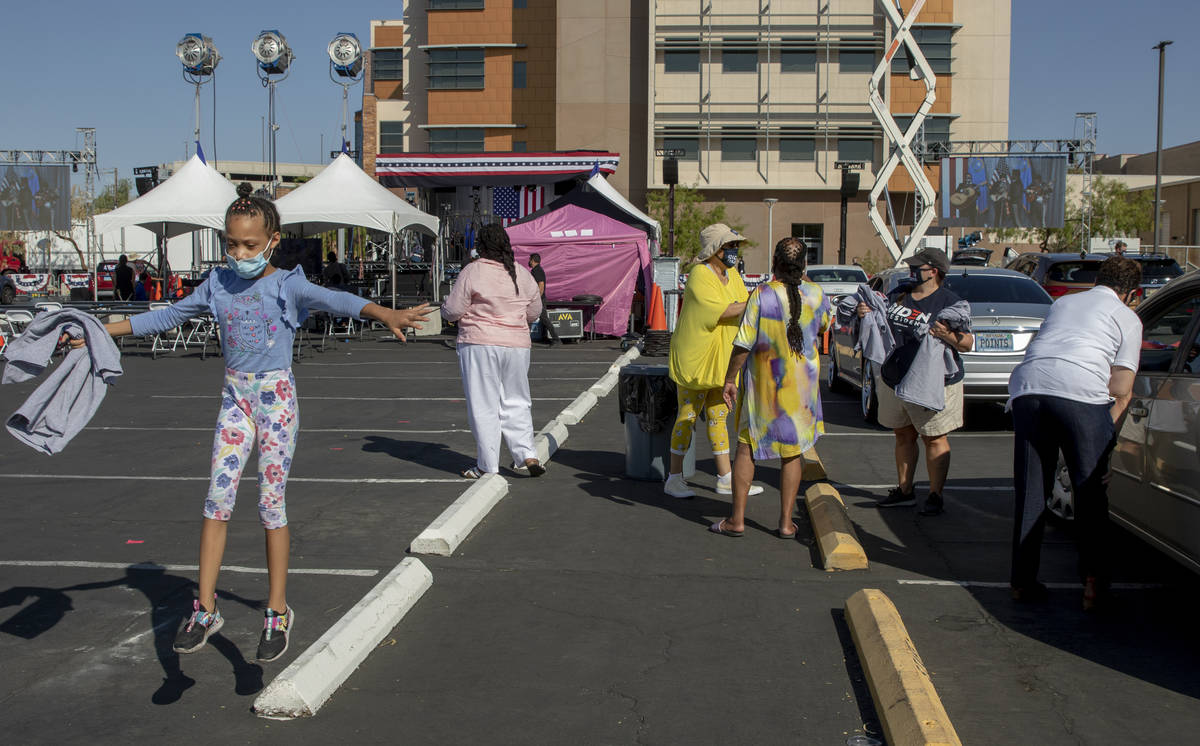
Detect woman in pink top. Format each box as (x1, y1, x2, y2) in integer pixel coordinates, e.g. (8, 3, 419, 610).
(442, 224, 547, 479)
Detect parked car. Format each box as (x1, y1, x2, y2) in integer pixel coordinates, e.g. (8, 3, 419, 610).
(1045, 271, 1200, 576)
(1006, 252, 1109, 299)
(828, 265, 1053, 421)
(1125, 253, 1184, 306)
(94, 259, 155, 299)
(805, 264, 870, 304)
(951, 248, 993, 266)
(0, 273, 15, 305)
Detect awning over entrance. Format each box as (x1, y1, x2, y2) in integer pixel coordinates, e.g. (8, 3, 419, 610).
(376, 150, 619, 188)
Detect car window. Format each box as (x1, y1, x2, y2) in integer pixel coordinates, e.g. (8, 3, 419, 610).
(868, 276, 882, 292)
(943, 274, 1052, 304)
(809, 269, 869, 283)
(1047, 260, 1101, 283)
(1140, 294, 1200, 373)
(1180, 317, 1200, 375)
(1134, 258, 1184, 281)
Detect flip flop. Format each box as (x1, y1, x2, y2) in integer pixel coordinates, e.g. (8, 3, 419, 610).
(523, 460, 547, 477)
(461, 466, 483, 479)
(774, 521, 799, 539)
(709, 519, 744, 538)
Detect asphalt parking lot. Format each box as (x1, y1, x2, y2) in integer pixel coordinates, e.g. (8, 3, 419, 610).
(2, 335, 1198, 744)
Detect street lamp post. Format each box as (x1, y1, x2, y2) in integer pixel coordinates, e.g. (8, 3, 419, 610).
(328, 33, 364, 266)
(1152, 40, 1172, 253)
(176, 33, 220, 294)
(763, 198, 778, 271)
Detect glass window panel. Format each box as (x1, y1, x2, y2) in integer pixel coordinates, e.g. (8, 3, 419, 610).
(721, 138, 757, 162)
(781, 50, 816, 72)
(839, 51, 876, 73)
(837, 139, 875, 162)
(780, 138, 816, 161)
(663, 137, 699, 162)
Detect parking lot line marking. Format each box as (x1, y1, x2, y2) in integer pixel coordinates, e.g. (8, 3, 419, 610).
(839, 483, 1011, 491)
(0, 560, 379, 577)
(150, 395, 575, 402)
(896, 579, 1163, 590)
(291, 361, 615, 367)
(294, 376, 599, 381)
(820, 432, 1011, 438)
(0, 474, 471, 484)
(84, 426, 472, 434)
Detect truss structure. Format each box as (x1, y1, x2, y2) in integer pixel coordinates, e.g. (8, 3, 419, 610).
(1074, 112, 1097, 252)
(867, 0, 936, 264)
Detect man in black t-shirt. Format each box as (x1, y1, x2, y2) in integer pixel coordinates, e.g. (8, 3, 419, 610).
(528, 253, 560, 345)
(322, 251, 348, 288)
(114, 255, 135, 301)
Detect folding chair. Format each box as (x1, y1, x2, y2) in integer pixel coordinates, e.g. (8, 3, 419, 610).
(322, 313, 361, 347)
(147, 302, 185, 359)
(34, 301, 64, 315)
(292, 315, 324, 362)
(1, 309, 35, 339)
(187, 314, 221, 360)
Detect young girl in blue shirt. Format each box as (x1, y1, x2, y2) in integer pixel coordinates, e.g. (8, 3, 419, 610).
(82, 184, 433, 661)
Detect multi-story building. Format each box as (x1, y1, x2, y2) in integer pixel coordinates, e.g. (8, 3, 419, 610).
(360, 0, 1010, 270)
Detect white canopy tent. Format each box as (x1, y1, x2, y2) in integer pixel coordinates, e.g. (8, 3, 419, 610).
(584, 173, 662, 245)
(275, 154, 441, 306)
(91, 154, 237, 297)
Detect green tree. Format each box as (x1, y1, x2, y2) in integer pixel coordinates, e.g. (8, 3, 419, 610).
(93, 179, 133, 212)
(645, 184, 752, 260)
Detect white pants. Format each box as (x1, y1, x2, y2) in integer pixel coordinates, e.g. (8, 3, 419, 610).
(458, 343, 537, 473)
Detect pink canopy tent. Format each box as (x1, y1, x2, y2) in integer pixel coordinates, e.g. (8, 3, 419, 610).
(506, 203, 651, 337)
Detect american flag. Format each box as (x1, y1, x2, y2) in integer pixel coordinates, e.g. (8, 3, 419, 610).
(493, 185, 545, 226)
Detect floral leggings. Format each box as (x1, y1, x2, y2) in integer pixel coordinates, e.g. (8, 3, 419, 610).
(669, 386, 730, 456)
(206, 368, 299, 529)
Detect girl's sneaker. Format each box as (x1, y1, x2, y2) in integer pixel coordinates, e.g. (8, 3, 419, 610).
(257, 605, 294, 662)
(173, 599, 224, 654)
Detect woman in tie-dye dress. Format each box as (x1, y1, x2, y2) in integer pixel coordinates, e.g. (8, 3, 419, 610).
(711, 237, 833, 538)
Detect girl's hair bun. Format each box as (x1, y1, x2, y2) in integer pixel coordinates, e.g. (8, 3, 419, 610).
(236, 182, 254, 199)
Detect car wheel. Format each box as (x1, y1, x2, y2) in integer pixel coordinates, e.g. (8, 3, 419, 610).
(827, 344, 851, 394)
(0, 284, 13, 305)
(861, 362, 878, 424)
(1045, 455, 1075, 522)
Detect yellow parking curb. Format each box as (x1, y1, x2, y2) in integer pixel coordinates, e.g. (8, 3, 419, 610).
(845, 589, 961, 746)
(801, 447, 826, 481)
(804, 483, 868, 571)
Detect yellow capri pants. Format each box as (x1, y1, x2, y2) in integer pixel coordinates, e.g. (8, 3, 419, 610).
(670, 386, 730, 456)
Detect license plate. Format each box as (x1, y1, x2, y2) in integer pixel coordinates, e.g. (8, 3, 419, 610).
(976, 332, 1013, 352)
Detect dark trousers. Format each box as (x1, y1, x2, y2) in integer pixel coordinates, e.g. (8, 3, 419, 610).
(1011, 395, 1116, 587)
(537, 297, 560, 343)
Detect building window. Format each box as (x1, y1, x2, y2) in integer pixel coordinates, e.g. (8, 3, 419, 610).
(513, 61, 526, 89)
(380, 121, 405, 152)
(895, 116, 952, 154)
(428, 48, 485, 89)
(781, 50, 816, 73)
(427, 128, 486, 153)
(722, 39, 757, 73)
(512, 141, 526, 152)
(837, 138, 875, 163)
(514, 0, 526, 7)
(721, 138, 756, 162)
(429, 0, 485, 9)
(663, 137, 699, 162)
(891, 27, 953, 75)
(780, 138, 816, 162)
(838, 50, 877, 74)
(664, 39, 699, 73)
(373, 50, 403, 81)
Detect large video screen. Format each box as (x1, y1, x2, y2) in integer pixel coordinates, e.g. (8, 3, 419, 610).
(0, 165, 71, 231)
(940, 155, 1066, 229)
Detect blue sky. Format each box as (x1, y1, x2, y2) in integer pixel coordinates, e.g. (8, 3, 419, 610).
(0, 1, 1195, 191)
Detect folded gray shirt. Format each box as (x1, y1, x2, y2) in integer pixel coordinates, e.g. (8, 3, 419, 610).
(2, 309, 123, 454)
(893, 301, 973, 412)
(836, 284, 895, 365)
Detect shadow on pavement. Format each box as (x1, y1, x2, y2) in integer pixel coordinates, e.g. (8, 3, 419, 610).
(0, 564, 264, 705)
(361, 435, 470, 475)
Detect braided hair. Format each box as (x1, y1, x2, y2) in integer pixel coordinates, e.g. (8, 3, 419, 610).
(476, 223, 519, 292)
(225, 182, 281, 236)
(772, 237, 809, 356)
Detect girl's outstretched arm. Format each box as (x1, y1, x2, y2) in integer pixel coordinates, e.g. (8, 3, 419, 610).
(360, 302, 435, 342)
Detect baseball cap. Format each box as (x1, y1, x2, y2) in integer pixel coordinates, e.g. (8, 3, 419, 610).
(697, 223, 743, 263)
(903, 247, 950, 274)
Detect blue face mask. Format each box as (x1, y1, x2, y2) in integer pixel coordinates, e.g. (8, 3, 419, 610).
(721, 248, 739, 268)
(227, 239, 274, 279)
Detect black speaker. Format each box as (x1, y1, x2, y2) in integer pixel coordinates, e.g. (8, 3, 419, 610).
(663, 157, 678, 186)
(840, 171, 860, 197)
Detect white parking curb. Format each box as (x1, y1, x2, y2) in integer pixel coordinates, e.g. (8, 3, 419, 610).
(534, 417, 570, 462)
(558, 390, 599, 425)
(253, 557, 433, 719)
(410, 473, 510, 556)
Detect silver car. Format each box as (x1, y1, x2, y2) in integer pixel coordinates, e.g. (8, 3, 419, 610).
(827, 265, 1053, 421)
(806, 264, 870, 306)
(1048, 271, 1200, 575)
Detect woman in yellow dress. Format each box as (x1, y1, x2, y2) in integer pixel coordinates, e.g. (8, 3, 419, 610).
(665, 223, 763, 499)
(711, 237, 832, 538)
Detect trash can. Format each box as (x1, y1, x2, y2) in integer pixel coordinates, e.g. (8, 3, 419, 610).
(618, 364, 695, 481)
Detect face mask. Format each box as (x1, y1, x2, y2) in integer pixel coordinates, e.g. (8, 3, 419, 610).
(721, 248, 739, 268)
(227, 239, 274, 279)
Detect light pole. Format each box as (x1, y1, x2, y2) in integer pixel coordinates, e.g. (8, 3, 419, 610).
(252, 30, 294, 198)
(763, 198, 778, 271)
(176, 34, 221, 161)
(1152, 40, 1172, 253)
(328, 33, 364, 158)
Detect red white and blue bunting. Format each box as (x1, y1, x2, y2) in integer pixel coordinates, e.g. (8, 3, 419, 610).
(376, 151, 619, 188)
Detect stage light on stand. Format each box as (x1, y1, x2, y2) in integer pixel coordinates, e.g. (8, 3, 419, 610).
(252, 30, 293, 76)
(177, 33, 221, 77)
(328, 33, 363, 78)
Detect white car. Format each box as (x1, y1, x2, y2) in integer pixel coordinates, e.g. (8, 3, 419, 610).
(806, 265, 870, 304)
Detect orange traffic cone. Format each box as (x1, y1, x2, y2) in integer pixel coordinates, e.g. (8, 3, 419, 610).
(647, 284, 667, 331)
